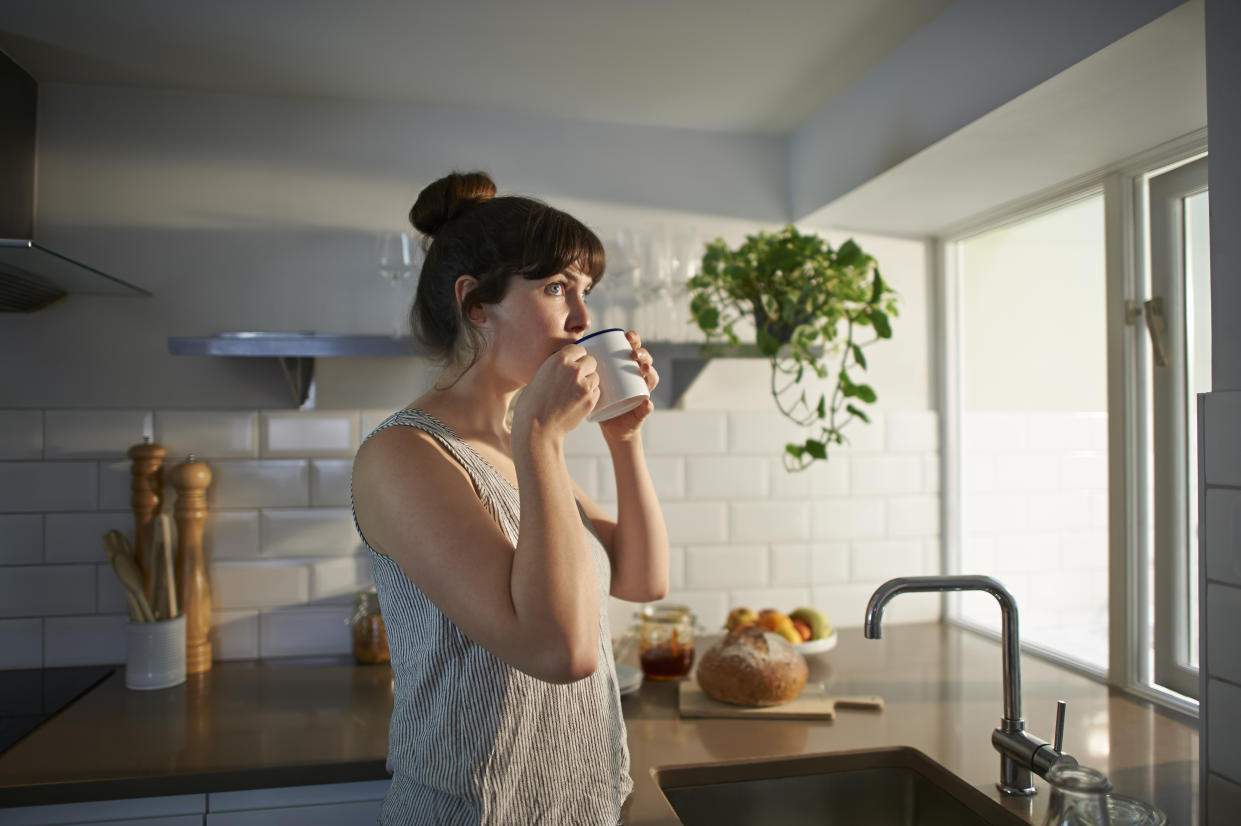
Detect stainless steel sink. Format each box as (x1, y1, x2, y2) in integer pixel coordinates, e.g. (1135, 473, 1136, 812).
(654, 747, 1031, 826)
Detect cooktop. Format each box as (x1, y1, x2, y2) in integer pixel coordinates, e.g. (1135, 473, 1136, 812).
(0, 666, 116, 753)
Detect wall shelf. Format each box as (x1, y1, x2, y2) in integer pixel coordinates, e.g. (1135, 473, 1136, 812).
(167, 333, 760, 409)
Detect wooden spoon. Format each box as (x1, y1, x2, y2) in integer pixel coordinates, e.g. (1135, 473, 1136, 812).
(104, 530, 155, 622)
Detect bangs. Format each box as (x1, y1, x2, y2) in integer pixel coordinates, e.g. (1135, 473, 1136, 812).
(515, 203, 607, 286)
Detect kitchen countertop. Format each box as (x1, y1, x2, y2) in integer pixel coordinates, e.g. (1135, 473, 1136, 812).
(0, 624, 1198, 824)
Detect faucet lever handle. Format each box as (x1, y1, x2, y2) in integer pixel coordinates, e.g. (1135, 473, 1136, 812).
(1054, 700, 1067, 752)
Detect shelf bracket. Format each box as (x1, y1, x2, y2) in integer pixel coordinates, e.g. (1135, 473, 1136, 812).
(276, 356, 315, 409)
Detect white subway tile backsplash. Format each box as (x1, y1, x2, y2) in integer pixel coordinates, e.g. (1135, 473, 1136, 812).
(662, 502, 728, 544)
(1204, 391, 1241, 487)
(643, 411, 727, 455)
(1056, 532, 1108, 572)
(0, 514, 42, 563)
(43, 410, 150, 459)
(566, 456, 600, 501)
(362, 409, 399, 437)
(205, 510, 261, 560)
(809, 458, 850, 497)
(922, 455, 940, 493)
(261, 411, 360, 458)
(1207, 678, 1241, 784)
(667, 546, 685, 591)
(155, 410, 259, 459)
(212, 561, 310, 609)
(44, 615, 127, 667)
(1028, 492, 1093, 532)
(0, 566, 95, 618)
(685, 546, 767, 589)
(726, 411, 805, 456)
(963, 454, 996, 492)
(768, 457, 811, 498)
(44, 512, 130, 563)
(311, 459, 355, 507)
(212, 609, 260, 660)
(812, 583, 938, 629)
(687, 457, 769, 499)
(1205, 488, 1241, 587)
(0, 461, 97, 513)
(994, 454, 1061, 492)
(1207, 584, 1241, 685)
(260, 606, 351, 658)
(663, 591, 728, 630)
(208, 460, 309, 509)
(97, 459, 134, 510)
(812, 498, 885, 540)
(0, 411, 42, 459)
(594, 456, 684, 503)
(963, 494, 1029, 534)
(770, 544, 810, 587)
(886, 412, 938, 453)
(0, 618, 42, 668)
(850, 540, 928, 581)
(96, 563, 131, 616)
(310, 557, 374, 602)
(730, 501, 810, 542)
(564, 422, 609, 456)
(850, 455, 922, 495)
(1026, 413, 1102, 452)
(728, 587, 812, 615)
(964, 413, 1028, 451)
(886, 497, 940, 538)
(1058, 453, 1108, 491)
(261, 509, 362, 557)
(811, 542, 850, 583)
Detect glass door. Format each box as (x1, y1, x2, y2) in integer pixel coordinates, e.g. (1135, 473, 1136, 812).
(1146, 156, 1209, 699)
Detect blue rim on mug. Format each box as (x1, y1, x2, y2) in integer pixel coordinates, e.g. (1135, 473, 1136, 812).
(574, 327, 626, 345)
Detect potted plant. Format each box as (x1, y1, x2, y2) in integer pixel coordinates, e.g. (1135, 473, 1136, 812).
(687, 225, 898, 470)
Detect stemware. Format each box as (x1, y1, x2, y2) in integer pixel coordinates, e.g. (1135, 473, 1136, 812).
(376, 231, 419, 337)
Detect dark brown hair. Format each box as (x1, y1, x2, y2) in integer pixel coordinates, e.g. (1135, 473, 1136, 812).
(408, 171, 606, 370)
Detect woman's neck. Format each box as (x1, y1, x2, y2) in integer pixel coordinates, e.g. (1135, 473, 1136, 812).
(411, 364, 519, 444)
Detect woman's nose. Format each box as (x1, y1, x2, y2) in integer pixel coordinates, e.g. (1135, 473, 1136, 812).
(568, 294, 590, 335)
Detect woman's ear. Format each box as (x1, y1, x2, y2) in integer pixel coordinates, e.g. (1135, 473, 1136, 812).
(454, 275, 485, 324)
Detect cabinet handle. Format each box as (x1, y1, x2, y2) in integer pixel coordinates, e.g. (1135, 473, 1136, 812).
(1143, 297, 1170, 368)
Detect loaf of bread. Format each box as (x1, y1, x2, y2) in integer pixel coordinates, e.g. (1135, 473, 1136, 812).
(696, 625, 809, 706)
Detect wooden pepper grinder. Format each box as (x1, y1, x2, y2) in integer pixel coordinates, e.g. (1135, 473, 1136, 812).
(128, 437, 166, 597)
(171, 454, 213, 674)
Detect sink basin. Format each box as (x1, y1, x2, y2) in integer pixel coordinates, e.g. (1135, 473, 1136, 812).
(653, 747, 1030, 826)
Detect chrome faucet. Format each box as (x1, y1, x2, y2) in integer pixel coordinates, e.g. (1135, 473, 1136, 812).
(864, 575, 1075, 796)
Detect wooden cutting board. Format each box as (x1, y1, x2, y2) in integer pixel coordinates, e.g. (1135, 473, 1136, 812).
(678, 680, 884, 721)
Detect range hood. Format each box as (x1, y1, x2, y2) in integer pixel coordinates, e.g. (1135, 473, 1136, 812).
(0, 49, 150, 312)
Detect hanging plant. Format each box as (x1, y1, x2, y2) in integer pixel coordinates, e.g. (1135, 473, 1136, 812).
(687, 225, 898, 470)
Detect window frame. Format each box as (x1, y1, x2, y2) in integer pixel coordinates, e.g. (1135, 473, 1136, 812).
(935, 129, 1207, 715)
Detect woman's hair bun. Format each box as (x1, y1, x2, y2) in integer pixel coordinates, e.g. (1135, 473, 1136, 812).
(409, 171, 498, 237)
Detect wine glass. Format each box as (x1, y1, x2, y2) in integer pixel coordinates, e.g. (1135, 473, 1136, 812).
(376, 231, 419, 337)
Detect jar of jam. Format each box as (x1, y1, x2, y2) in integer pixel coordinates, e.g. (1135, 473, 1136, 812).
(637, 604, 695, 680)
(349, 589, 389, 665)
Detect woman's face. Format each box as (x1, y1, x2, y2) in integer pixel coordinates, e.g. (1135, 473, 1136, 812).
(478, 267, 593, 385)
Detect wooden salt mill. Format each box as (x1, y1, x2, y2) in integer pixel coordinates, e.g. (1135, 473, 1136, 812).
(171, 454, 213, 674)
(127, 437, 166, 595)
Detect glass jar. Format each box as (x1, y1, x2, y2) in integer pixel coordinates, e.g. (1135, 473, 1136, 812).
(637, 604, 695, 680)
(349, 589, 389, 665)
(1041, 763, 1111, 826)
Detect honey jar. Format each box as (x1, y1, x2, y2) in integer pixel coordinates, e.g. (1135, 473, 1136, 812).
(637, 603, 695, 680)
(349, 589, 390, 665)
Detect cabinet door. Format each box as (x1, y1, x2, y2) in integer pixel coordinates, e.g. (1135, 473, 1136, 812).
(0, 795, 206, 826)
(205, 799, 382, 826)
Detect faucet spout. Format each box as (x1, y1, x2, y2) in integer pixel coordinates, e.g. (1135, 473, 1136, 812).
(864, 575, 1071, 797)
(864, 575, 1022, 725)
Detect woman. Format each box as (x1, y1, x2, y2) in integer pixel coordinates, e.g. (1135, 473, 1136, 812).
(351, 171, 669, 825)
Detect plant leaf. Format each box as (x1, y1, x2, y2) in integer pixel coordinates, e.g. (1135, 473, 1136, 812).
(756, 326, 780, 357)
(846, 403, 870, 423)
(804, 439, 827, 460)
(854, 384, 877, 403)
(852, 343, 867, 370)
(871, 310, 891, 339)
(816, 394, 826, 419)
(697, 306, 720, 332)
(836, 239, 861, 268)
(785, 443, 806, 459)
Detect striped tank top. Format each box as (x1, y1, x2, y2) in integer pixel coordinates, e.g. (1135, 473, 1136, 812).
(351, 409, 633, 825)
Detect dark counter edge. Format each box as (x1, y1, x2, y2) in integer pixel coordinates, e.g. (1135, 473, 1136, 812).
(0, 759, 391, 808)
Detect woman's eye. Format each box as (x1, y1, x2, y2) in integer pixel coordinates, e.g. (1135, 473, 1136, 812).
(547, 282, 564, 296)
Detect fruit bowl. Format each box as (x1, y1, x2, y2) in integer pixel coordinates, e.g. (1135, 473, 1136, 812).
(794, 629, 838, 655)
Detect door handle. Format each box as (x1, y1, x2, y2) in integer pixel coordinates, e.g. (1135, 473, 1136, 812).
(1143, 297, 1170, 368)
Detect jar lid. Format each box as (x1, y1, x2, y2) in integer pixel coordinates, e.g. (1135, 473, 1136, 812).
(1045, 762, 1112, 794)
(639, 603, 693, 623)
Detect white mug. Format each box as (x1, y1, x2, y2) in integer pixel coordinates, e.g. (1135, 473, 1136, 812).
(576, 328, 650, 423)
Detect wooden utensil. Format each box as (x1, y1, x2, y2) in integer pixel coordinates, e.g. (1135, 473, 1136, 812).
(103, 530, 155, 623)
(678, 680, 884, 721)
(160, 513, 177, 619)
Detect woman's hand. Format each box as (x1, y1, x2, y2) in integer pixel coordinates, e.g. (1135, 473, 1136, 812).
(512, 344, 600, 442)
(599, 330, 659, 444)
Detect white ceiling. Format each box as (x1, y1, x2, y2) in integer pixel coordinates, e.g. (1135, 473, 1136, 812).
(0, 0, 953, 134)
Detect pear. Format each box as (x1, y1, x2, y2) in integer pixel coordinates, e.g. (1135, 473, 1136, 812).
(789, 606, 831, 641)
